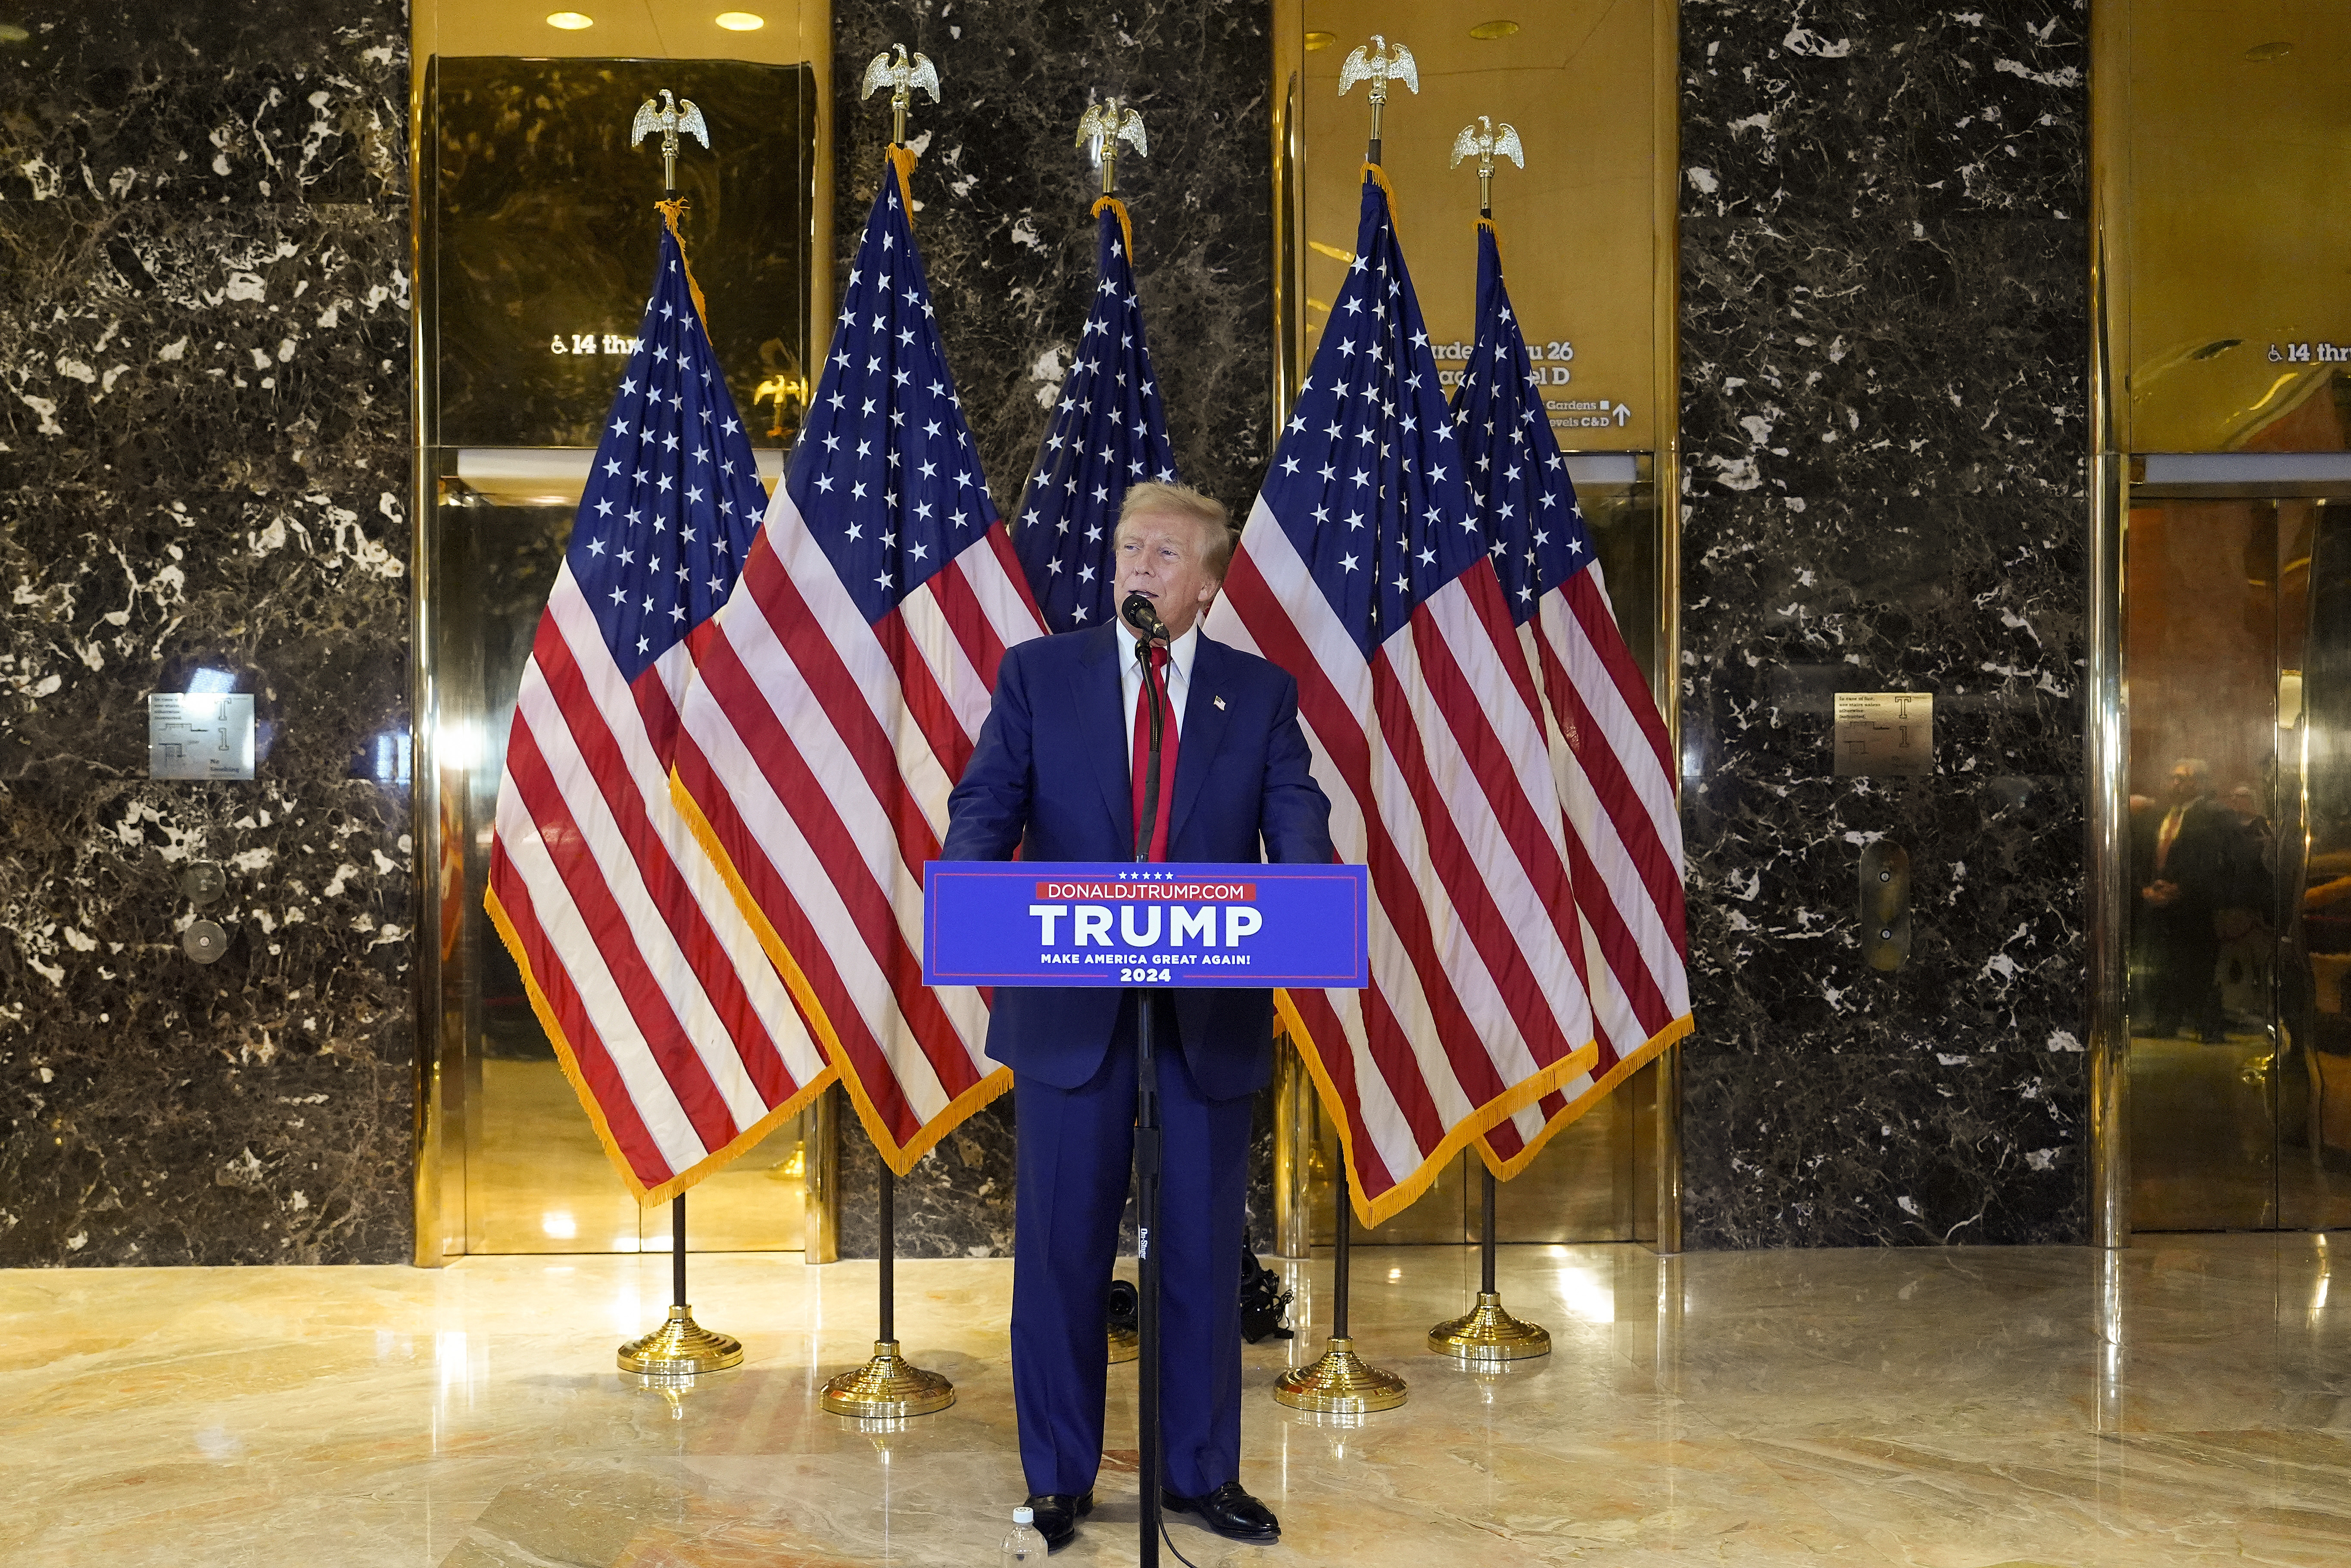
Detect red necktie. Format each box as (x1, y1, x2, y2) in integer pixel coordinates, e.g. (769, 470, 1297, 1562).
(1131, 645, 1179, 861)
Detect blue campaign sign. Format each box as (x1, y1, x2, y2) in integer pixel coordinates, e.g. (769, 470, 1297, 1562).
(923, 861, 1371, 989)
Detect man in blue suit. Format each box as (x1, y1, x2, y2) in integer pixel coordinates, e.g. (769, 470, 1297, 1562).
(943, 482, 1332, 1552)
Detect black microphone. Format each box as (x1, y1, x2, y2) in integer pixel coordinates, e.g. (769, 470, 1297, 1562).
(1120, 590, 1167, 642)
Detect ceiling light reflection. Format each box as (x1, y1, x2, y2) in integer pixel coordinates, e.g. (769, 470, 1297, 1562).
(715, 10, 764, 28)
(546, 11, 594, 29)
(435, 1331, 475, 1410)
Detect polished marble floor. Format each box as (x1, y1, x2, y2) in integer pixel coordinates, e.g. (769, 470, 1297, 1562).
(4, 1236, 2347, 1566)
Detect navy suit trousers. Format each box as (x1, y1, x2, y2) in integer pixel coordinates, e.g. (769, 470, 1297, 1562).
(1011, 994, 1251, 1499)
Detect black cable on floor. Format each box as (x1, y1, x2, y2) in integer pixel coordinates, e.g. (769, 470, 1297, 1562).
(1160, 1516, 1203, 1568)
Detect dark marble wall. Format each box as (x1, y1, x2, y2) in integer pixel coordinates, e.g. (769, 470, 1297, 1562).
(1676, 2, 2091, 1247)
(825, 0, 1275, 1259)
(0, 4, 415, 1265)
(832, 0, 1272, 528)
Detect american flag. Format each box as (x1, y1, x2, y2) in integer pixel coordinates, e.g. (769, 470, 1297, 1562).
(1453, 220, 1692, 1176)
(669, 152, 1045, 1173)
(484, 219, 832, 1203)
(1203, 169, 1601, 1225)
(1011, 198, 1179, 630)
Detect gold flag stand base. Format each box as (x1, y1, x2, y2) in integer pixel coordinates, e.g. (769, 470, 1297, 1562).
(1273, 1335, 1409, 1414)
(1109, 1325, 1140, 1364)
(617, 1303, 744, 1376)
(1428, 1291, 1552, 1363)
(822, 1339, 955, 1418)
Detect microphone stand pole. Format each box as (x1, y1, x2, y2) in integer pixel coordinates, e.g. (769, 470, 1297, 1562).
(1132, 627, 1166, 1567)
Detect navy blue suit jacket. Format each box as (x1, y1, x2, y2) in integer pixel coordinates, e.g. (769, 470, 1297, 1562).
(941, 620, 1334, 1100)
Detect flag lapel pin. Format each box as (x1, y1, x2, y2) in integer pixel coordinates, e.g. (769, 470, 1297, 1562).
(1213, 694, 1226, 711)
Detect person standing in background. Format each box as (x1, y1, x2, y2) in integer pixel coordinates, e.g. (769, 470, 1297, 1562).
(2133, 759, 2255, 1041)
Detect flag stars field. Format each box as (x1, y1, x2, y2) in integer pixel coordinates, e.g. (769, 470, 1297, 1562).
(568, 256, 769, 687)
(1012, 200, 1180, 632)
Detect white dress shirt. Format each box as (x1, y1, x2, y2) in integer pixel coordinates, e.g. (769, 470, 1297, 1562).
(1120, 622, 1197, 763)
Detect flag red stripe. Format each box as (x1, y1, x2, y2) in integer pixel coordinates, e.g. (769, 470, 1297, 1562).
(1533, 625, 1683, 1044)
(532, 624, 796, 1107)
(1559, 577, 1689, 949)
(1534, 632, 1684, 1031)
(738, 536, 943, 883)
(1480, 560, 1549, 723)
(502, 720, 740, 1151)
(632, 663, 684, 763)
(929, 553, 1011, 695)
(978, 526, 1045, 664)
(876, 607, 976, 787)
(488, 841, 674, 1188)
(1221, 549, 1454, 1153)
(689, 626, 982, 1109)
(670, 728, 929, 1144)
(1411, 573, 1587, 973)
(1369, 633, 1572, 1080)
(1565, 568, 1674, 777)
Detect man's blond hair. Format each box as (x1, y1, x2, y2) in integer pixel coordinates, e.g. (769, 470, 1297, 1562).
(1116, 481, 1235, 578)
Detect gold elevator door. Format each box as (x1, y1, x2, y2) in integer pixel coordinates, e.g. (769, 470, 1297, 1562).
(414, 46, 818, 1257)
(428, 482, 809, 1255)
(2126, 493, 2351, 1231)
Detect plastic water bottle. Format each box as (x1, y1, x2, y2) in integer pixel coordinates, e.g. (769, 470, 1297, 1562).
(1002, 1505, 1045, 1563)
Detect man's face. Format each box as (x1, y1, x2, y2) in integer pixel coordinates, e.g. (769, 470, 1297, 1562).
(2167, 766, 2201, 805)
(2229, 786, 2258, 822)
(1115, 508, 1221, 637)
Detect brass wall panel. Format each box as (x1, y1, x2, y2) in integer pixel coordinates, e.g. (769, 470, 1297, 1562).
(2112, 4, 2351, 453)
(418, 0, 827, 67)
(1296, 1, 1662, 449)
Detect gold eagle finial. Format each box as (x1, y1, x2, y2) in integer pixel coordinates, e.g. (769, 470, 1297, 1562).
(629, 89, 711, 194)
(1337, 35, 1418, 159)
(861, 44, 942, 144)
(1075, 99, 1147, 196)
(1450, 116, 1526, 214)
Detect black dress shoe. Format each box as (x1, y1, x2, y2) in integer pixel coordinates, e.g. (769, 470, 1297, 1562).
(1021, 1491, 1093, 1552)
(1163, 1481, 1280, 1543)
